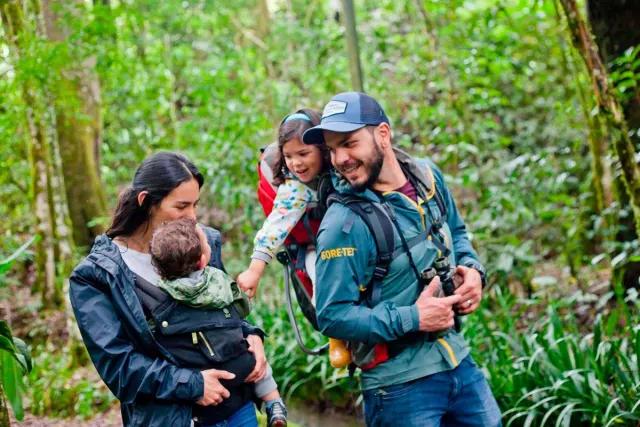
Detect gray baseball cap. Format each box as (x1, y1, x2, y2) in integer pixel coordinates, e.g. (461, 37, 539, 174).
(302, 92, 390, 145)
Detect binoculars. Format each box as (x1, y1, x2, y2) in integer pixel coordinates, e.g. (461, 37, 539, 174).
(420, 257, 461, 333)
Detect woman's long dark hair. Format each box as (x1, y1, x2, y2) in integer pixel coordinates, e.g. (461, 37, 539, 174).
(106, 152, 204, 238)
(272, 108, 330, 185)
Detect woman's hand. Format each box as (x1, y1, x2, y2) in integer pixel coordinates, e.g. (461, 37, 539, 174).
(244, 334, 267, 383)
(196, 369, 235, 406)
(237, 260, 266, 298)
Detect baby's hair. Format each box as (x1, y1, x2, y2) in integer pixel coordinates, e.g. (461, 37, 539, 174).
(150, 218, 202, 280)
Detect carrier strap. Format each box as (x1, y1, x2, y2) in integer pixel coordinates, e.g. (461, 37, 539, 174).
(327, 193, 395, 307)
(132, 273, 172, 316)
(391, 230, 428, 258)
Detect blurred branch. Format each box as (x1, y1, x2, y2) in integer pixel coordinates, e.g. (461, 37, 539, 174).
(6, 172, 28, 194)
(229, 14, 267, 50)
(340, 0, 364, 92)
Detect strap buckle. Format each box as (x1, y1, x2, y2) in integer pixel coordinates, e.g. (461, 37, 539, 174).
(373, 265, 388, 281)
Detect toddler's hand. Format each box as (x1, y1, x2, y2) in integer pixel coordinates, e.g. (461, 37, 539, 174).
(237, 269, 261, 298)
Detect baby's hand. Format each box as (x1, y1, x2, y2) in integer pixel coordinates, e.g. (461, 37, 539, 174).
(237, 269, 261, 298)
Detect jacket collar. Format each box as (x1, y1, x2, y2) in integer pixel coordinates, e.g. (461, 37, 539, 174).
(88, 234, 178, 363)
(89, 234, 141, 281)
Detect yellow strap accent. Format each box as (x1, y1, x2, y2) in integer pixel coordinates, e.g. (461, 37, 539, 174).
(423, 165, 436, 200)
(383, 190, 427, 230)
(199, 332, 214, 357)
(437, 338, 459, 367)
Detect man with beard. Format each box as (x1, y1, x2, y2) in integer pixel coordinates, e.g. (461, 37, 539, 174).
(303, 92, 501, 427)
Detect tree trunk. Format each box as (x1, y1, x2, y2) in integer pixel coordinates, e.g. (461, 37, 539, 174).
(41, 0, 107, 249)
(0, 383, 9, 427)
(1, 0, 73, 309)
(255, 0, 270, 41)
(558, 0, 640, 238)
(587, 0, 640, 240)
(587, 0, 640, 135)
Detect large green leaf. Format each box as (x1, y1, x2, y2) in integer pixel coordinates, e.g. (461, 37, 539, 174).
(0, 351, 24, 420)
(0, 322, 16, 354)
(12, 338, 31, 374)
(0, 322, 31, 374)
(0, 236, 36, 275)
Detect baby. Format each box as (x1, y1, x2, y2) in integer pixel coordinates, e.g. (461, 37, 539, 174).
(149, 218, 287, 427)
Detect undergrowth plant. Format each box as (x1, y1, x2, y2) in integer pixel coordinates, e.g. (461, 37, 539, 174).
(468, 287, 640, 426)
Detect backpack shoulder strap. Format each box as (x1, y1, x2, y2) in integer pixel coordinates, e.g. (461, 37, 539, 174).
(431, 178, 447, 222)
(132, 273, 172, 315)
(310, 172, 334, 220)
(401, 159, 448, 221)
(327, 193, 395, 306)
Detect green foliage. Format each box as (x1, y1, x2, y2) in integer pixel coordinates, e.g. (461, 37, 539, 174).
(26, 344, 115, 419)
(0, 239, 35, 421)
(0, 236, 36, 275)
(610, 46, 640, 105)
(2, 0, 640, 423)
(0, 324, 31, 421)
(245, 264, 358, 409)
(467, 287, 640, 426)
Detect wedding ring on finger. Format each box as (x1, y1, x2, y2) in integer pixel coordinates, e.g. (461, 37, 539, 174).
(466, 299, 472, 307)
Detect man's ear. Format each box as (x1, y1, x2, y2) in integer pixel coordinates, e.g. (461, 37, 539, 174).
(137, 191, 149, 207)
(376, 123, 392, 149)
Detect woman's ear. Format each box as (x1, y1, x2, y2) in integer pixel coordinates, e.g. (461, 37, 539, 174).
(137, 191, 149, 207)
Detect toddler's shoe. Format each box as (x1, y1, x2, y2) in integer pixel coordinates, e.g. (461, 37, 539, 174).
(266, 400, 287, 427)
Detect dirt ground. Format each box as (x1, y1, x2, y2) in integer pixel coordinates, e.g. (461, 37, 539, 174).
(13, 405, 122, 427)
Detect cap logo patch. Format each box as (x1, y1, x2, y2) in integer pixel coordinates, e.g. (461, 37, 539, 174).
(322, 100, 347, 118)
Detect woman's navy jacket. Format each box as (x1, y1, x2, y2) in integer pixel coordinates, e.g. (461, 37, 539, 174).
(69, 227, 259, 426)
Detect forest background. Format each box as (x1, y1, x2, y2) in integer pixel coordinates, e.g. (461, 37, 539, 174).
(1, 0, 640, 426)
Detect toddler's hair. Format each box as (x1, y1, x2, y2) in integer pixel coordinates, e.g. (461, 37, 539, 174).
(150, 218, 202, 280)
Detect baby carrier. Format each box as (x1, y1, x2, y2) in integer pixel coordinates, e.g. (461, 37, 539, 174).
(133, 274, 255, 424)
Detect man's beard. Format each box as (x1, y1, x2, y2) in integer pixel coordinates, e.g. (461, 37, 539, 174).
(347, 142, 384, 193)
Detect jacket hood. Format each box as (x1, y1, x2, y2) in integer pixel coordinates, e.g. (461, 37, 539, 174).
(92, 234, 122, 258)
(86, 234, 135, 281)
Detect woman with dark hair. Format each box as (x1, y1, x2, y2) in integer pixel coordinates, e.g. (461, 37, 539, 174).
(236, 108, 330, 299)
(69, 152, 266, 427)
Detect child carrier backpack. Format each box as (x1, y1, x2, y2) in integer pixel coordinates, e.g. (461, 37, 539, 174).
(257, 145, 449, 368)
(257, 143, 328, 355)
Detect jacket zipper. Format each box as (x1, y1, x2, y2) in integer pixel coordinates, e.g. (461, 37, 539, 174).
(384, 190, 459, 367)
(198, 331, 215, 357)
(437, 338, 459, 367)
(383, 191, 427, 231)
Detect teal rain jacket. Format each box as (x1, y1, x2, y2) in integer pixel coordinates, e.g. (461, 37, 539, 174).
(315, 150, 486, 390)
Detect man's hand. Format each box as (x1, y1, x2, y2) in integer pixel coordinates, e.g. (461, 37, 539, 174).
(453, 266, 483, 315)
(196, 369, 235, 406)
(415, 276, 461, 332)
(244, 334, 267, 383)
